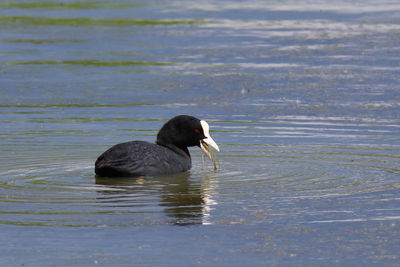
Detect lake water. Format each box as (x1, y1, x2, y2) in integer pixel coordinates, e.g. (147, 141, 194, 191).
(1, 0, 400, 265)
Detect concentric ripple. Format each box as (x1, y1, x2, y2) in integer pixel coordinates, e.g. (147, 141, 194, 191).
(1, 111, 398, 227)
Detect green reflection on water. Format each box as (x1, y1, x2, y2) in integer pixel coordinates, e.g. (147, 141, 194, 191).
(0, 103, 153, 108)
(0, 16, 207, 27)
(11, 59, 177, 67)
(0, 2, 156, 10)
(3, 39, 85, 44)
(1, 117, 165, 123)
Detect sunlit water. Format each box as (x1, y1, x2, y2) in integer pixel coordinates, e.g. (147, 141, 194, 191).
(1, 0, 400, 266)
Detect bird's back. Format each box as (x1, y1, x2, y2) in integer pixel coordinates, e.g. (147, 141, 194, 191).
(95, 141, 191, 177)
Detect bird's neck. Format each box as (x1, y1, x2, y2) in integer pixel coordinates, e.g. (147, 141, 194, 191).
(156, 142, 191, 159)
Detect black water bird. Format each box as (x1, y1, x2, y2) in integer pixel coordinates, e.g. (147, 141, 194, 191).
(95, 115, 220, 177)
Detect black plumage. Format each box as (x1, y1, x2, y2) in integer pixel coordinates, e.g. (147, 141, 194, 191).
(95, 115, 219, 177)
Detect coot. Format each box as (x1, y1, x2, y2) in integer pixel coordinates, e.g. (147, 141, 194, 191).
(95, 115, 220, 177)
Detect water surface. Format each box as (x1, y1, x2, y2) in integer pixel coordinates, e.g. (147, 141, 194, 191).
(1, 0, 400, 266)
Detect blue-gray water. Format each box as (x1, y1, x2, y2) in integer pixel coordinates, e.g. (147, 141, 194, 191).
(1, 0, 400, 266)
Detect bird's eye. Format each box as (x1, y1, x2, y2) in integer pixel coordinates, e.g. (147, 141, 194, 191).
(195, 129, 199, 133)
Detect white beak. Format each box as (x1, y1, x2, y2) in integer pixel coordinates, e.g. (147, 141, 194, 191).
(200, 120, 220, 159)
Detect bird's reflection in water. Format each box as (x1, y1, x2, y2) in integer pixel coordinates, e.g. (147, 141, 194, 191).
(95, 172, 214, 225)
